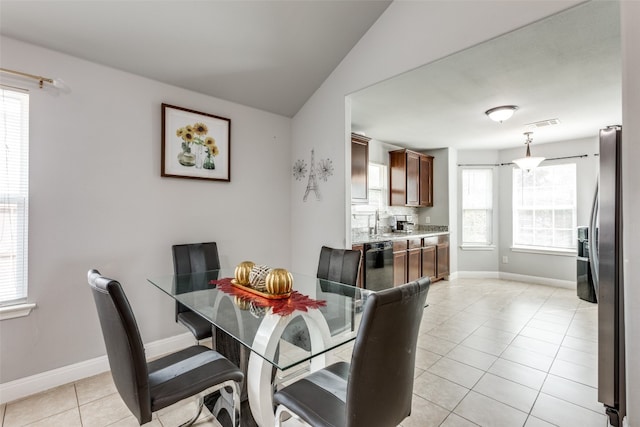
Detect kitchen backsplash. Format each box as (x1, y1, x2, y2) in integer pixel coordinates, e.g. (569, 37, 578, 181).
(351, 205, 447, 235)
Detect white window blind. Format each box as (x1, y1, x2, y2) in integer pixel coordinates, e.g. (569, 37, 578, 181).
(513, 163, 576, 250)
(462, 168, 493, 245)
(0, 89, 29, 304)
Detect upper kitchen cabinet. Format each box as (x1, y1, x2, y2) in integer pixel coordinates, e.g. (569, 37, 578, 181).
(351, 133, 370, 204)
(389, 149, 433, 207)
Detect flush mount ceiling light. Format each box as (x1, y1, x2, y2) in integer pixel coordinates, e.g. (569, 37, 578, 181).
(513, 132, 545, 172)
(485, 105, 518, 123)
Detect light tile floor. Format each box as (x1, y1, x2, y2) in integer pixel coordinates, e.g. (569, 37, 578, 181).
(1, 278, 605, 427)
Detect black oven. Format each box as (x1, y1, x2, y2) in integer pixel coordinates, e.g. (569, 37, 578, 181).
(363, 241, 394, 291)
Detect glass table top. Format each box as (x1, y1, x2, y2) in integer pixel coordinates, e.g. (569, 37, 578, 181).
(147, 269, 372, 370)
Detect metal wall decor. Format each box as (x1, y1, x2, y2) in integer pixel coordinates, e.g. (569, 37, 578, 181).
(292, 149, 333, 202)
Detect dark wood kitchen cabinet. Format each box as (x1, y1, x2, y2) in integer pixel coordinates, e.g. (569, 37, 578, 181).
(351, 133, 370, 204)
(436, 240, 450, 279)
(407, 239, 422, 282)
(392, 240, 407, 286)
(421, 245, 436, 280)
(422, 235, 449, 282)
(389, 149, 433, 207)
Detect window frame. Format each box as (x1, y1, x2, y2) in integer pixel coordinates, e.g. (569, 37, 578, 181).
(1, 88, 29, 306)
(461, 167, 494, 247)
(511, 163, 577, 253)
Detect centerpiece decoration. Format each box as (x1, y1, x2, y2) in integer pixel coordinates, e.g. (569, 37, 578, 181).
(265, 268, 293, 295)
(229, 262, 292, 300)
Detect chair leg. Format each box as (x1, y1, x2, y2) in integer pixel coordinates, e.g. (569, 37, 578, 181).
(275, 404, 309, 426)
(178, 396, 204, 427)
(210, 381, 241, 427)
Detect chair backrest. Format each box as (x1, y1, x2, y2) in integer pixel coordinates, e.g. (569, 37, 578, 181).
(346, 277, 430, 427)
(316, 245, 362, 286)
(87, 269, 151, 425)
(172, 242, 220, 318)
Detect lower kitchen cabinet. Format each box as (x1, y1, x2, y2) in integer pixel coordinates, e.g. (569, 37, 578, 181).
(437, 241, 450, 279)
(392, 240, 408, 286)
(407, 239, 422, 282)
(422, 235, 449, 282)
(421, 245, 436, 279)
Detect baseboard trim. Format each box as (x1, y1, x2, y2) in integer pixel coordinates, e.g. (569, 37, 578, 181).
(455, 271, 500, 279)
(498, 272, 575, 289)
(0, 332, 194, 404)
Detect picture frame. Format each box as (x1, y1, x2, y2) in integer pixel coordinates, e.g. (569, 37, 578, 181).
(161, 103, 231, 182)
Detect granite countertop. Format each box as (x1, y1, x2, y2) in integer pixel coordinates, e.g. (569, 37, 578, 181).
(352, 229, 449, 245)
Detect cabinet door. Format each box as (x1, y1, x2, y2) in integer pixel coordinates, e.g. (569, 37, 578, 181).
(436, 242, 450, 278)
(351, 135, 369, 203)
(420, 155, 433, 207)
(408, 248, 422, 281)
(422, 246, 436, 280)
(393, 251, 407, 286)
(406, 151, 420, 206)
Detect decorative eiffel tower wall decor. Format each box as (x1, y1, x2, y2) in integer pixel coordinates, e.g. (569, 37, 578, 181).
(292, 149, 334, 202)
(303, 149, 321, 201)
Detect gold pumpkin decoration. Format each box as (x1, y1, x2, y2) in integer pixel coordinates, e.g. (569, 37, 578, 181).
(265, 268, 293, 295)
(234, 261, 255, 285)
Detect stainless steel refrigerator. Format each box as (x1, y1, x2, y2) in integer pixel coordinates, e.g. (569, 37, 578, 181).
(591, 125, 625, 426)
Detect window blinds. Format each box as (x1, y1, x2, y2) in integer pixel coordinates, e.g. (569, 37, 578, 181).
(0, 89, 29, 304)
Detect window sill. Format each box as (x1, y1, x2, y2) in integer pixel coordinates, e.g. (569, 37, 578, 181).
(460, 245, 496, 251)
(0, 303, 36, 320)
(510, 246, 577, 257)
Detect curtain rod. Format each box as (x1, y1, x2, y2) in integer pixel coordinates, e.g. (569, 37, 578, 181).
(0, 68, 54, 88)
(457, 153, 592, 167)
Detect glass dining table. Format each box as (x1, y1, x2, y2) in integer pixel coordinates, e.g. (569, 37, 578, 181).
(147, 269, 372, 426)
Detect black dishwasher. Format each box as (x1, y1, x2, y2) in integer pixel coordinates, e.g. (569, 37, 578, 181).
(363, 241, 394, 291)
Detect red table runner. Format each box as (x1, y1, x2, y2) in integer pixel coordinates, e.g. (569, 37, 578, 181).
(210, 277, 326, 316)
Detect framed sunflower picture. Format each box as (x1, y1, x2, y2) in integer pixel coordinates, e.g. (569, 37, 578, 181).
(161, 103, 231, 182)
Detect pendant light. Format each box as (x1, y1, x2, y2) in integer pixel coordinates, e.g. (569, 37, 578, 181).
(513, 132, 544, 172)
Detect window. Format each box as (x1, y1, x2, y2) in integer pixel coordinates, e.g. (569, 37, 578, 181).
(0, 89, 29, 305)
(513, 163, 576, 250)
(461, 168, 493, 245)
(367, 163, 386, 209)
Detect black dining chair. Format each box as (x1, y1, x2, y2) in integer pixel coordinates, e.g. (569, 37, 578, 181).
(172, 242, 220, 342)
(87, 269, 243, 427)
(273, 277, 430, 427)
(317, 245, 362, 286)
(282, 246, 362, 351)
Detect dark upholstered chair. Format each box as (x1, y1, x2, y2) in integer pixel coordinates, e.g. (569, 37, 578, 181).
(273, 277, 430, 427)
(317, 245, 362, 286)
(88, 269, 243, 426)
(282, 246, 362, 351)
(172, 242, 220, 341)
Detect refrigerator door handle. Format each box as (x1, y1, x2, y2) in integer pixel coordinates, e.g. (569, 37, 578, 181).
(589, 180, 599, 299)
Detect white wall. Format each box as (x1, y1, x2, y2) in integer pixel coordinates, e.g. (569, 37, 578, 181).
(497, 137, 598, 282)
(0, 37, 292, 383)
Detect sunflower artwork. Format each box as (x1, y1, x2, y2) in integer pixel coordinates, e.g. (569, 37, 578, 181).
(161, 103, 231, 182)
(175, 122, 219, 169)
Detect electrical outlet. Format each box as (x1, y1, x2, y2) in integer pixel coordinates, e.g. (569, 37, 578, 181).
(502, 256, 509, 264)
(424, 216, 431, 224)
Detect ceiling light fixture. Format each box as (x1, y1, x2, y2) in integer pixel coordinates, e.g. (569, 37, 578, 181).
(485, 105, 518, 123)
(513, 132, 545, 172)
